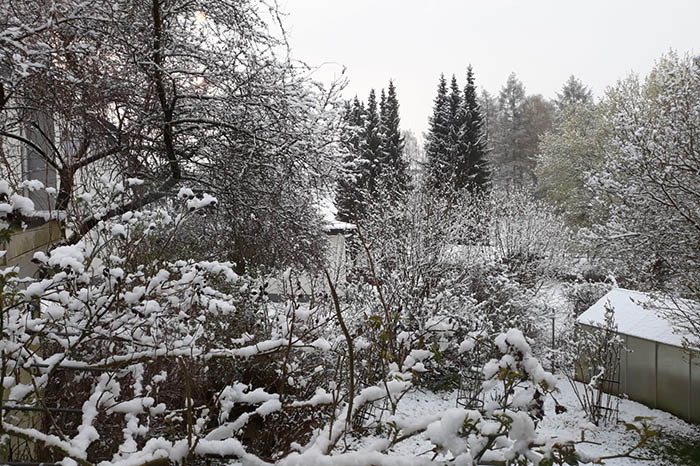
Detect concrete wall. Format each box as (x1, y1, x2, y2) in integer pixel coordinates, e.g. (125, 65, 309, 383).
(1, 219, 62, 462)
(23, 109, 57, 210)
(2, 220, 63, 276)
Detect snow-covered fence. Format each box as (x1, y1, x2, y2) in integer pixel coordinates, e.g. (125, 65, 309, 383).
(576, 288, 700, 423)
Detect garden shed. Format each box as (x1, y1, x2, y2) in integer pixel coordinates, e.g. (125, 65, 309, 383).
(576, 288, 700, 423)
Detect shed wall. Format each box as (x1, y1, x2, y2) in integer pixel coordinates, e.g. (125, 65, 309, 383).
(692, 354, 700, 421)
(576, 324, 700, 423)
(618, 335, 628, 395)
(625, 335, 656, 407)
(657, 344, 690, 419)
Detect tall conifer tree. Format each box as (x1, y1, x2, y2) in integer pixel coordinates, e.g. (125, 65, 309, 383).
(336, 97, 368, 221)
(492, 73, 528, 190)
(446, 75, 464, 172)
(379, 80, 409, 193)
(425, 70, 489, 192)
(337, 83, 410, 220)
(364, 89, 382, 192)
(379, 88, 388, 134)
(425, 74, 450, 189)
(555, 75, 592, 111)
(459, 66, 489, 191)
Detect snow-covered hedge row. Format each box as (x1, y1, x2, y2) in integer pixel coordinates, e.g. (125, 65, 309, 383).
(0, 180, 653, 465)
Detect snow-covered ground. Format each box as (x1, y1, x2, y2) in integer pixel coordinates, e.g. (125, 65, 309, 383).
(354, 375, 697, 465)
(531, 279, 573, 333)
(538, 376, 697, 465)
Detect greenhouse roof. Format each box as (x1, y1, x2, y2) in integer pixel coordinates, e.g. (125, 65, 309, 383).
(576, 288, 698, 349)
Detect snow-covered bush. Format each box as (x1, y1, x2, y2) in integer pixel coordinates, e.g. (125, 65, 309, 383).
(564, 281, 612, 317)
(462, 261, 534, 336)
(339, 189, 491, 388)
(0, 179, 341, 462)
(281, 327, 655, 465)
(490, 190, 572, 284)
(587, 51, 700, 345)
(0, 180, 656, 465)
(341, 188, 558, 393)
(556, 303, 624, 426)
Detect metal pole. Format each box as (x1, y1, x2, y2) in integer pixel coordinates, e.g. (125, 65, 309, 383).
(551, 314, 555, 372)
(689, 352, 693, 422)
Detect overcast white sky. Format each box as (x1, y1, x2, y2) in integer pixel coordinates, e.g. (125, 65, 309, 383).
(280, 0, 699, 137)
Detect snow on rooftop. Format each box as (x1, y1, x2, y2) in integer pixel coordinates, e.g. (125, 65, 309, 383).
(323, 220, 356, 233)
(576, 288, 698, 349)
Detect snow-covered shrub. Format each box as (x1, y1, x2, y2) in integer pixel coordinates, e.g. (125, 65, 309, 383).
(0, 179, 656, 465)
(408, 259, 539, 392)
(341, 187, 560, 396)
(557, 303, 624, 426)
(490, 190, 572, 284)
(340, 189, 492, 389)
(564, 281, 612, 317)
(463, 261, 534, 335)
(288, 327, 654, 465)
(0, 179, 341, 463)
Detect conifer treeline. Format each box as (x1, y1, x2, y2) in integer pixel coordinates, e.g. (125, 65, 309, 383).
(336, 81, 409, 222)
(425, 66, 489, 193)
(337, 68, 490, 222)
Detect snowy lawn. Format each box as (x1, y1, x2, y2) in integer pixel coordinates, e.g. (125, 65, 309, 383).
(347, 375, 697, 465)
(537, 376, 697, 465)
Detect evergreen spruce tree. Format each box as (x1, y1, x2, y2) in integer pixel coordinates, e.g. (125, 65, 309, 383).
(492, 72, 528, 190)
(459, 66, 489, 192)
(379, 88, 388, 136)
(425, 70, 489, 192)
(336, 97, 367, 222)
(337, 83, 410, 220)
(425, 74, 450, 189)
(364, 89, 382, 194)
(446, 75, 464, 179)
(348, 96, 366, 152)
(555, 75, 592, 111)
(379, 80, 409, 194)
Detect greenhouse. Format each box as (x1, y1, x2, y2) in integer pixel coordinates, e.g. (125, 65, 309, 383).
(577, 288, 700, 422)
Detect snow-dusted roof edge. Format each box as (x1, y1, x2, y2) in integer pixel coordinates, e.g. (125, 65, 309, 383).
(576, 287, 699, 350)
(322, 221, 356, 234)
